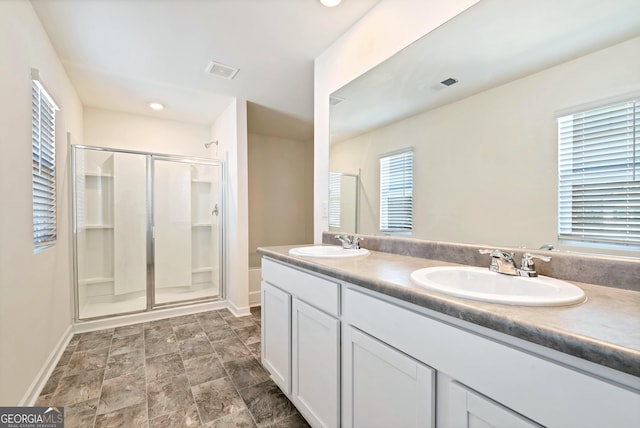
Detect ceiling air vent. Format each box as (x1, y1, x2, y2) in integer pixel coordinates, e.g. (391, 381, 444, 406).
(205, 61, 239, 80)
(440, 77, 459, 86)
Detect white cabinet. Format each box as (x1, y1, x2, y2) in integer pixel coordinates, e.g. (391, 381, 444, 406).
(445, 381, 541, 428)
(343, 286, 640, 428)
(292, 299, 340, 428)
(261, 259, 341, 428)
(261, 280, 291, 394)
(343, 326, 435, 428)
(261, 259, 640, 428)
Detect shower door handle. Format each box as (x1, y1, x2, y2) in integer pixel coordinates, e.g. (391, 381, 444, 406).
(212, 204, 219, 216)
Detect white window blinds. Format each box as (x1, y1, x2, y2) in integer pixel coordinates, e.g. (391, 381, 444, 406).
(380, 150, 413, 232)
(328, 172, 341, 228)
(32, 70, 59, 247)
(558, 97, 639, 246)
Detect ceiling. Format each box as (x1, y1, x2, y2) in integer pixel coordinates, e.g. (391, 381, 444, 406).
(30, 0, 379, 137)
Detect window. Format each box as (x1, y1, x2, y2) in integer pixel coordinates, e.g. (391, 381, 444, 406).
(31, 69, 59, 248)
(328, 172, 341, 228)
(558, 97, 639, 247)
(380, 149, 413, 232)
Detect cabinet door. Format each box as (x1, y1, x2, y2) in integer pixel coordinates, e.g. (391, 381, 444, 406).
(261, 281, 291, 394)
(343, 326, 435, 428)
(292, 299, 340, 428)
(446, 381, 542, 428)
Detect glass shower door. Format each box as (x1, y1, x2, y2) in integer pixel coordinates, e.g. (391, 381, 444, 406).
(152, 158, 222, 306)
(73, 147, 148, 319)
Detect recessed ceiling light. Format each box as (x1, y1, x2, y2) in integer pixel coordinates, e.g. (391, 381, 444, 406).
(320, 0, 341, 7)
(149, 102, 164, 111)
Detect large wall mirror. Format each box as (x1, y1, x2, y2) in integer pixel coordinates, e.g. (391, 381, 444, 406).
(329, 0, 640, 257)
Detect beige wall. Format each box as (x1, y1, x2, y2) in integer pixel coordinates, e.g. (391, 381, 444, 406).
(248, 133, 314, 269)
(314, 0, 480, 242)
(83, 108, 211, 157)
(0, 1, 83, 405)
(330, 36, 640, 253)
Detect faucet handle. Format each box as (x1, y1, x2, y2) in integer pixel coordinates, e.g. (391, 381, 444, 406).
(520, 252, 551, 272)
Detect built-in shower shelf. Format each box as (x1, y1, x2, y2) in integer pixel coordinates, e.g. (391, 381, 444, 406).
(192, 267, 213, 274)
(78, 277, 114, 298)
(191, 179, 212, 184)
(85, 224, 114, 229)
(192, 223, 212, 228)
(84, 172, 114, 178)
(79, 277, 114, 285)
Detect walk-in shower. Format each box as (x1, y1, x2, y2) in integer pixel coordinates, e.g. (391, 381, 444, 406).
(71, 145, 225, 320)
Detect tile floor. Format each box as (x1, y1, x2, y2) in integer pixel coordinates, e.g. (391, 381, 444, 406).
(36, 307, 310, 428)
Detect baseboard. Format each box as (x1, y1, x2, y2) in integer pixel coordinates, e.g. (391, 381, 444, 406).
(20, 324, 73, 406)
(227, 300, 251, 317)
(249, 290, 261, 307)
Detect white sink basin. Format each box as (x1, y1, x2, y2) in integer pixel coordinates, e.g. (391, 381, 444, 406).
(410, 266, 586, 306)
(289, 245, 369, 258)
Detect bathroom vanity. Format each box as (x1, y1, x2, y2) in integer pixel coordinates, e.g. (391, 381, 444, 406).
(257, 243, 640, 428)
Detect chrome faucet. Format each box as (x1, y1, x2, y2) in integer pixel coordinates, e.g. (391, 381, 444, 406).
(479, 249, 551, 277)
(335, 234, 363, 250)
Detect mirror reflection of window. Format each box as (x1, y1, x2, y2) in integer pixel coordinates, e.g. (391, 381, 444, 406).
(329, 172, 359, 233)
(379, 150, 413, 234)
(329, 172, 342, 229)
(557, 97, 640, 248)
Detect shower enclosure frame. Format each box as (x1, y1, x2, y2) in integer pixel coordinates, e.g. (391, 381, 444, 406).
(71, 144, 226, 321)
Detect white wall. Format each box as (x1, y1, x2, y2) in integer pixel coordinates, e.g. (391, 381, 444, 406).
(248, 133, 314, 269)
(330, 36, 640, 250)
(83, 108, 211, 157)
(0, 1, 83, 405)
(314, 0, 480, 242)
(211, 100, 250, 316)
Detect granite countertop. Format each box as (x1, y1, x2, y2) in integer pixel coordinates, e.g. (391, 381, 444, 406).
(257, 245, 640, 379)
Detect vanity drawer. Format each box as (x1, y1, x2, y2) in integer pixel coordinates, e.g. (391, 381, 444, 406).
(262, 258, 340, 316)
